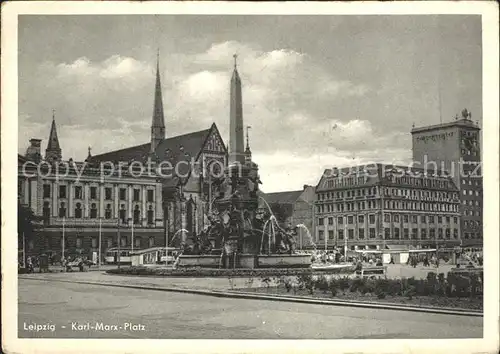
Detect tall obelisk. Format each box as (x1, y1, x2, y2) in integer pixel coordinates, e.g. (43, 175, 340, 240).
(229, 54, 245, 165)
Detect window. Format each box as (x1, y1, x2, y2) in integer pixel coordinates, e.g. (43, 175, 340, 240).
(75, 203, 82, 218)
(90, 203, 97, 219)
(105, 187, 112, 200)
(453, 229, 458, 239)
(438, 228, 443, 239)
(120, 188, 127, 200)
(135, 237, 141, 248)
(420, 215, 426, 223)
(90, 186, 97, 199)
(403, 228, 409, 239)
(369, 214, 375, 224)
(105, 204, 112, 219)
(76, 237, 83, 248)
(358, 228, 365, 239)
(318, 218, 324, 226)
(384, 214, 390, 223)
(384, 228, 391, 239)
(348, 229, 354, 239)
(42, 201, 50, 225)
(445, 228, 451, 239)
(348, 216, 354, 224)
(403, 215, 409, 223)
(121, 236, 127, 247)
(119, 205, 126, 224)
(58, 202, 66, 217)
(133, 205, 141, 225)
(59, 185, 67, 198)
(328, 217, 333, 225)
(412, 215, 418, 223)
(337, 217, 343, 225)
(369, 228, 376, 239)
(437, 216, 442, 223)
(430, 228, 435, 239)
(358, 215, 364, 224)
(328, 230, 334, 239)
(147, 190, 154, 202)
(412, 228, 418, 239)
(421, 229, 427, 240)
(429, 216, 434, 223)
(107, 237, 113, 248)
(462, 190, 466, 195)
(149, 237, 154, 248)
(338, 230, 344, 240)
(75, 186, 83, 199)
(445, 216, 450, 224)
(318, 230, 324, 240)
(91, 237, 98, 248)
(43, 184, 51, 198)
(394, 215, 400, 223)
(147, 206, 154, 225)
(133, 189, 140, 202)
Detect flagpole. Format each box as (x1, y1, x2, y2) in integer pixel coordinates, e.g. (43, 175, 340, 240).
(98, 218, 102, 269)
(131, 219, 134, 253)
(344, 216, 347, 260)
(22, 231, 26, 268)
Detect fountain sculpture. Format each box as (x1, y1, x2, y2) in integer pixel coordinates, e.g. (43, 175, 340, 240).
(177, 56, 311, 269)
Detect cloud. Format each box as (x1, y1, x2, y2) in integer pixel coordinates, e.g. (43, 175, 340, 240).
(19, 41, 408, 191)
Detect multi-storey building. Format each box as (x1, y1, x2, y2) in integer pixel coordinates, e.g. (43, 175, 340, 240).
(18, 137, 165, 259)
(314, 164, 461, 251)
(411, 109, 482, 245)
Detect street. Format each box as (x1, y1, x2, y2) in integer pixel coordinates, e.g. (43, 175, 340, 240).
(18, 278, 482, 339)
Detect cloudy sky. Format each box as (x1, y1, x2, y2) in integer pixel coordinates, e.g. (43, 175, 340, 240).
(18, 15, 482, 192)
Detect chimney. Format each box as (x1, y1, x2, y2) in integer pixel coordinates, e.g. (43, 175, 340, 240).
(25, 138, 42, 162)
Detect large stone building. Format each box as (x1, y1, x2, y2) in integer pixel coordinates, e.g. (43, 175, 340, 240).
(18, 55, 256, 258)
(260, 185, 316, 249)
(411, 109, 482, 246)
(314, 164, 461, 251)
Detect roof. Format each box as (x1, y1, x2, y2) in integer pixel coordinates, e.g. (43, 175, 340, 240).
(411, 118, 480, 134)
(262, 190, 304, 204)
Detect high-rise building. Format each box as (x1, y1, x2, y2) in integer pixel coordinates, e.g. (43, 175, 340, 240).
(314, 164, 461, 251)
(411, 108, 482, 246)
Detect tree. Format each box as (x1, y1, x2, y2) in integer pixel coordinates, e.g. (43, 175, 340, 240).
(18, 200, 43, 266)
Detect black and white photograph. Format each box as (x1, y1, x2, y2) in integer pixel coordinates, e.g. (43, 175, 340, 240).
(2, 1, 499, 353)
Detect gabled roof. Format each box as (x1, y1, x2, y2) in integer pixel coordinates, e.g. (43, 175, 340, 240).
(262, 190, 304, 205)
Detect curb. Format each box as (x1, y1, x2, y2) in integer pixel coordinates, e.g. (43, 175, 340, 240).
(19, 277, 483, 317)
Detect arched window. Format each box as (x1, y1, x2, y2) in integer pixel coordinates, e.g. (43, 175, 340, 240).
(186, 200, 195, 235)
(147, 205, 154, 225)
(43, 201, 50, 225)
(75, 203, 82, 218)
(105, 204, 112, 219)
(133, 205, 141, 225)
(90, 203, 97, 219)
(59, 202, 66, 218)
(119, 204, 126, 224)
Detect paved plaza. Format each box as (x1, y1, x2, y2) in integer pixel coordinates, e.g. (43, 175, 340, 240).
(18, 274, 482, 339)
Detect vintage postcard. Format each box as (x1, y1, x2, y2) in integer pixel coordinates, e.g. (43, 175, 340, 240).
(2, 1, 499, 353)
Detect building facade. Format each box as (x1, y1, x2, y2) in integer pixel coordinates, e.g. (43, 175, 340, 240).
(18, 144, 165, 260)
(411, 108, 482, 246)
(260, 185, 316, 249)
(314, 164, 461, 250)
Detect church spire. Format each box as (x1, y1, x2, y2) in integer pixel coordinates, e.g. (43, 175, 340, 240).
(229, 54, 245, 164)
(245, 125, 252, 163)
(151, 48, 165, 153)
(45, 109, 62, 162)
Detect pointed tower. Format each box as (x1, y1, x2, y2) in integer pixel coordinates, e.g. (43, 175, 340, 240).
(244, 125, 252, 164)
(45, 110, 62, 162)
(229, 54, 245, 164)
(151, 50, 166, 153)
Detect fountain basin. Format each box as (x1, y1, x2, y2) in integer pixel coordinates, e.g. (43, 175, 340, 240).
(257, 254, 311, 268)
(177, 255, 221, 268)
